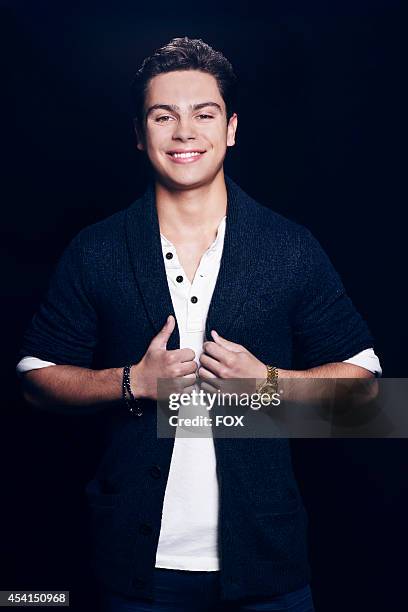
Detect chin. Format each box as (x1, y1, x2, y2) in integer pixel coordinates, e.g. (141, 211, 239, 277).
(155, 169, 215, 191)
(153, 161, 224, 191)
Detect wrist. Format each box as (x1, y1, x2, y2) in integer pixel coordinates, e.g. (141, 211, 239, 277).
(130, 361, 146, 399)
(122, 364, 144, 417)
(255, 363, 279, 394)
(255, 362, 268, 379)
(93, 367, 125, 402)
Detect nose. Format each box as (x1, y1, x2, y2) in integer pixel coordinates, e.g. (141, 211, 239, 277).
(172, 117, 197, 142)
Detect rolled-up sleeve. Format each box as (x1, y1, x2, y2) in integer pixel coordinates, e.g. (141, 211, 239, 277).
(292, 229, 376, 369)
(16, 232, 98, 368)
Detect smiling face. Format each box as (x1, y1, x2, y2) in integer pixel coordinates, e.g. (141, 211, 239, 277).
(135, 70, 238, 190)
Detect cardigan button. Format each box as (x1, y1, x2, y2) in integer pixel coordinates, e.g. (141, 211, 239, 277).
(149, 465, 162, 479)
(191, 296, 198, 303)
(139, 523, 153, 536)
(176, 275, 183, 283)
(165, 252, 173, 259)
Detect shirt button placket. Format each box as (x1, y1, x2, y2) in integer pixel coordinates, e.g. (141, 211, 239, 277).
(187, 270, 204, 332)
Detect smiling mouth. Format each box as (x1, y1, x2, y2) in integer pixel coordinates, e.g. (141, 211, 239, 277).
(166, 150, 207, 165)
(167, 151, 206, 159)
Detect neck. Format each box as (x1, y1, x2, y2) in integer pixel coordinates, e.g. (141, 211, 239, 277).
(154, 169, 227, 241)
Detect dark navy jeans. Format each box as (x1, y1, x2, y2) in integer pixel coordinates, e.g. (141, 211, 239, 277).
(101, 569, 315, 611)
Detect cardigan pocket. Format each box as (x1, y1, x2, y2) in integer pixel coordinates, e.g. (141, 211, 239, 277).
(253, 488, 310, 569)
(254, 505, 305, 566)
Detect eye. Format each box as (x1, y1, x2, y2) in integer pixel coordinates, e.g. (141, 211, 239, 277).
(197, 114, 214, 119)
(155, 115, 174, 123)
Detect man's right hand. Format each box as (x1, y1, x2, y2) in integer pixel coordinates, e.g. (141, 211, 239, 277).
(131, 315, 198, 400)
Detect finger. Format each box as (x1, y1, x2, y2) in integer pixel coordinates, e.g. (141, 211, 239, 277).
(180, 375, 198, 388)
(179, 361, 198, 377)
(200, 380, 219, 395)
(199, 354, 224, 377)
(165, 376, 194, 397)
(197, 365, 217, 379)
(211, 330, 242, 352)
(183, 384, 196, 396)
(183, 371, 197, 379)
(159, 369, 196, 398)
(198, 375, 223, 393)
(150, 315, 176, 350)
(174, 361, 198, 379)
(167, 377, 198, 401)
(202, 340, 230, 363)
(176, 348, 196, 362)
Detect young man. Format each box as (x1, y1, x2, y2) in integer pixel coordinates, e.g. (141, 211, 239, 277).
(17, 37, 381, 611)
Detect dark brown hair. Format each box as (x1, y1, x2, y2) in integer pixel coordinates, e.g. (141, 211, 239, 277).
(131, 36, 238, 130)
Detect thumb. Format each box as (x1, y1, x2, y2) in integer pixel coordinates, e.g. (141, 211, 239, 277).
(150, 315, 176, 350)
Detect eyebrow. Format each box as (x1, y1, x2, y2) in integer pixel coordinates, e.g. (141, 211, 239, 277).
(145, 102, 223, 119)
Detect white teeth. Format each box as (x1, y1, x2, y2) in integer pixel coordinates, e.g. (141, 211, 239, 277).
(171, 151, 202, 159)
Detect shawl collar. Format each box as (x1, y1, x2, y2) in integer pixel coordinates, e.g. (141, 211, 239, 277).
(125, 175, 261, 350)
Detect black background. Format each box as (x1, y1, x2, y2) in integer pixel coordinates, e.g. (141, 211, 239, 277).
(2, 0, 407, 610)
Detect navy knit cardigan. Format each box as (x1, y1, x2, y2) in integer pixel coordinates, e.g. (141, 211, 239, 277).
(17, 175, 375, 601)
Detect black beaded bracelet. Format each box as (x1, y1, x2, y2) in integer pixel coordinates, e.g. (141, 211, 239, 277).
(122, 364, 143, 416)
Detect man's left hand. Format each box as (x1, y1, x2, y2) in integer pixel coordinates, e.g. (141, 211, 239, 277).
(198, 330, 266, 380)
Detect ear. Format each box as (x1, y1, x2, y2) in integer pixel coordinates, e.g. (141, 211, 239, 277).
(133, 118, 145, 151)
(226, 113, 238, 147)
